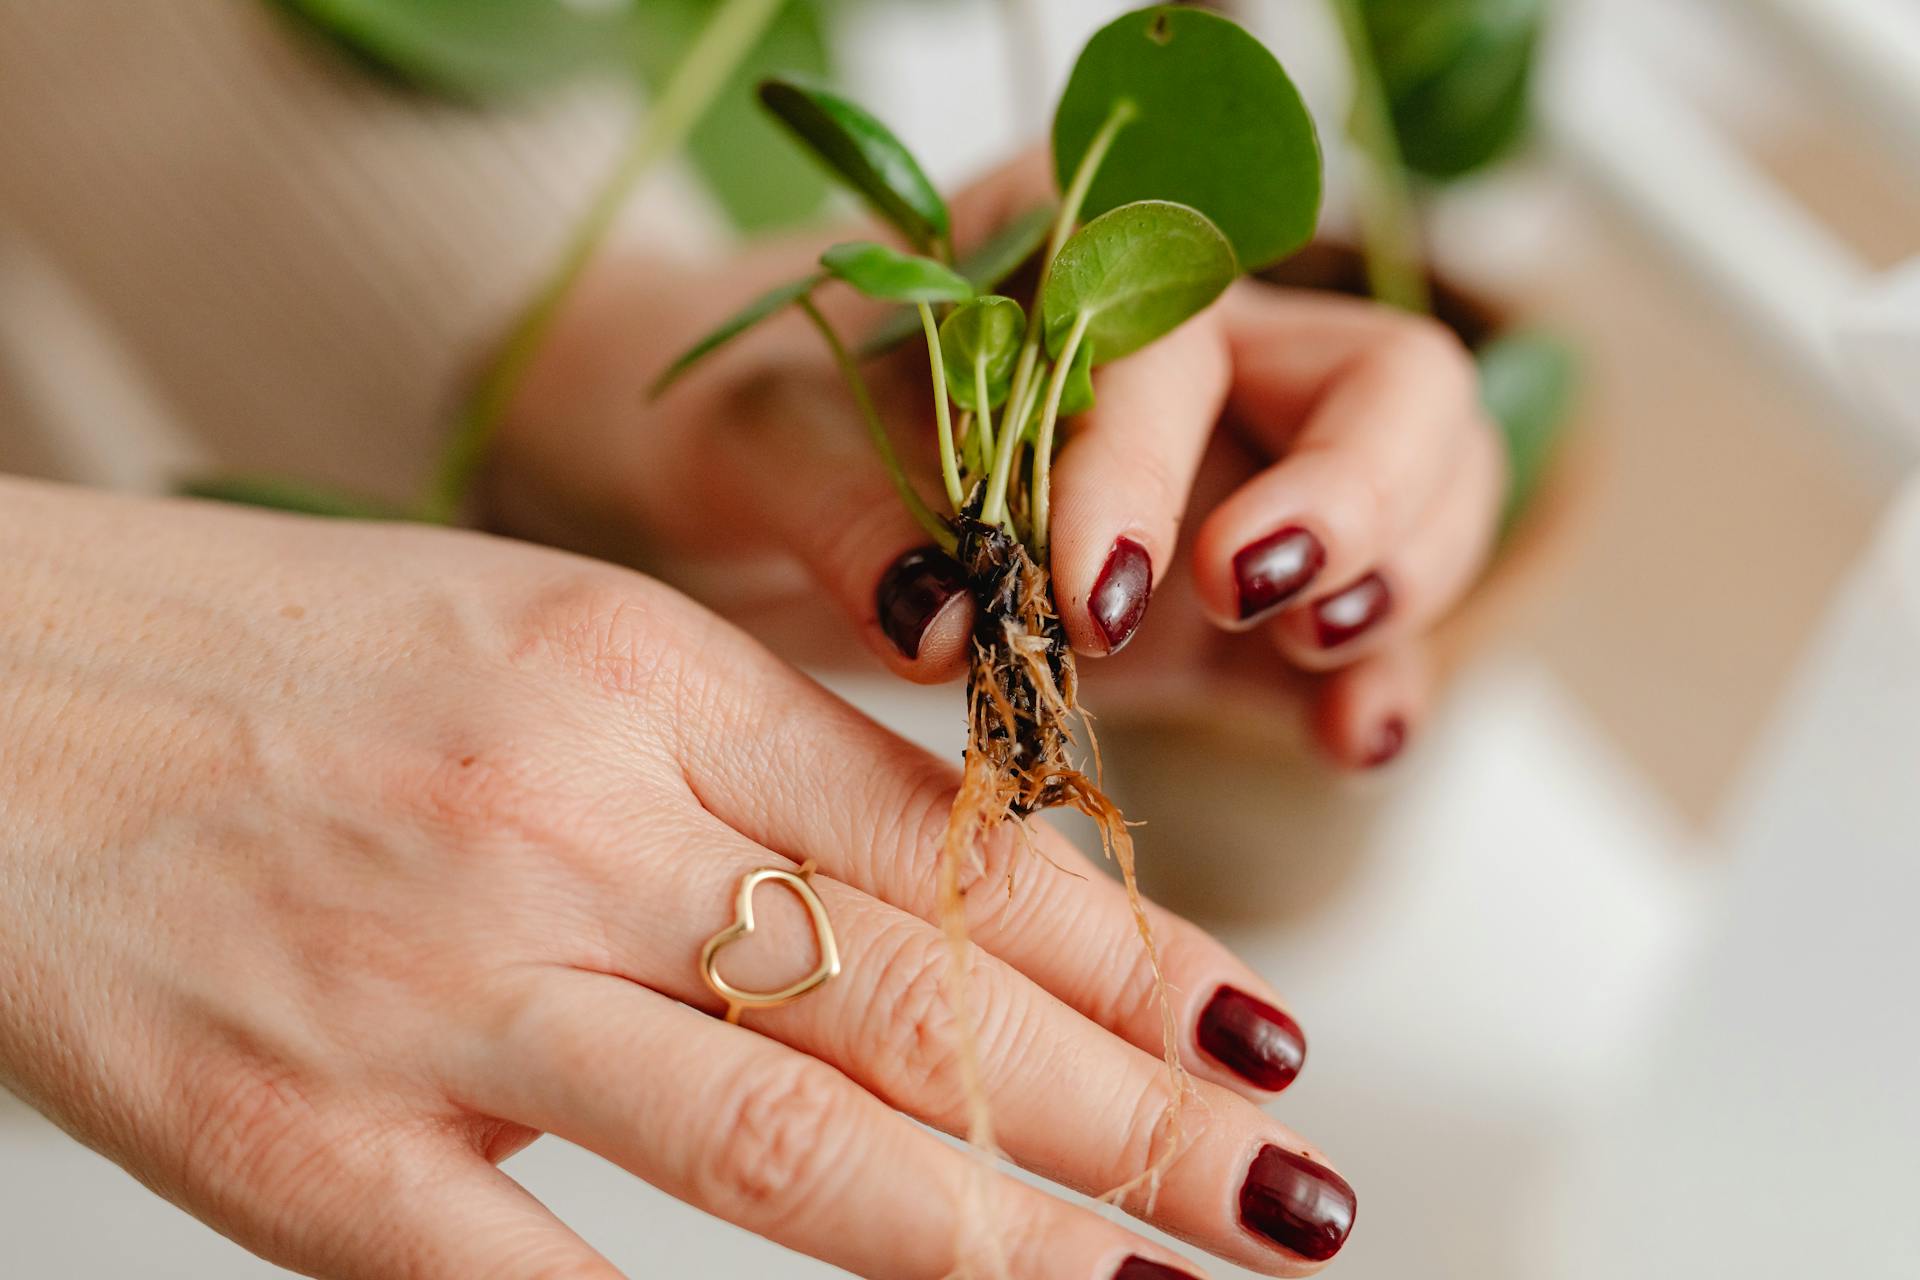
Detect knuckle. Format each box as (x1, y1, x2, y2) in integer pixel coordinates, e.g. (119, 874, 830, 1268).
(175, 1066, 327, 1213)
(861, 923, 1025, 1124)
(863, 925, 965, 1110)
(510, 575, 684, 704)
(700, 1059, 857, 1226)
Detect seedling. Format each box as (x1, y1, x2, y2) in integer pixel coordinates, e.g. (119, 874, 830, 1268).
(656, 3, 1322, 1196)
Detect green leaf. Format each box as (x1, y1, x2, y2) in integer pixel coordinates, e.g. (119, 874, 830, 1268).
(1477, 330, 1576, 529)
(1053, 6, 1321, 270)
(179, 474, 410, 520)
(859, 205, 1055, 357)
(1041, 201, 1236, 364)
(941, 297, 1026, 412)
(1356, 0, 1546, 181)
(820, 242, 973, 304)
(266, 0, 641, 98)
(650, 271, 822, 397)
(759, 76, 950, 253)
(634, 0, 832, 233)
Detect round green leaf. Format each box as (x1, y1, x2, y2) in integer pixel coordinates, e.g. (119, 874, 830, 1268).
(858, 205, 1055, 357)
(651, 271, 822, 397)
(1476, 330, 1576, 530)
(1041, 201, 1235, 364)
(1356, 0, 1545, 181)
(1053, 6, 1322, 270)
(820, 242, 972, 304)
(760, 76, 950, 253)
(941, 297, 1025, 411)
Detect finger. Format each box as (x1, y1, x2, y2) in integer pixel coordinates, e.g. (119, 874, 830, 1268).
(249, 1132, 620, 1280)
(467, 971, 1209, 1280)
(588, 819, 1352, 1272)
(1266, 408, 1504, 671)
(1048, 311, 1231, 655)
(1192, 287, 1481, 630)
(664, 625, 1311, 1101)
(1307, 639, 1435, 770)
(684, 319, 972, 683)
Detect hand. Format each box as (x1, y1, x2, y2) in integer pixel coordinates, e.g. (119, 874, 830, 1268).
(488, 154, 1502, 771)
(0, 478, 1355, 1278)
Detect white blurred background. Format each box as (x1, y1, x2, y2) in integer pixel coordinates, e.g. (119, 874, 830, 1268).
(4, 0, 1917, 1275)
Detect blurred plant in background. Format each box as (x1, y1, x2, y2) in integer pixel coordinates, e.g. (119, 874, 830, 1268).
(202, 0, 1575, 537)
(1331, 0, 1575, 532)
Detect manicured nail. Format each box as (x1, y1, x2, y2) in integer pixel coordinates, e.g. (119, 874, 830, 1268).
(1113, 1257, 1202, 1280)
(1239, 1144, 1357, 1262)
(1233, 526, 1326, 623)
(1364, 716, 1408, 769)
(876, 547, 967, 660)
(1313, 572, 1391, 648)
(1090, 537, 1153, 653)
(1197, 986, 1306, 1092)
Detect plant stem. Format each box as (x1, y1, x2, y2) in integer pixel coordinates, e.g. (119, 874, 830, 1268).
(999, 97, 1136, 461)
(1028, 311, 1090, 554)
(418, 0, 787, 523)
(919, 304, 966, 512)
(980, 352, 1044, 531)
(972, 359, 997, 476)
(802, 298, 955, 553)
(1329, 0, 1431, 313)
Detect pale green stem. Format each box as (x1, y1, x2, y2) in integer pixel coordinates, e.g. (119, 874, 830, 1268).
(980, 351, 1046, 531)
(419, 0, 786, 523)
(956, 409, 980, 477)
(802, 299, 955, 553)
(919, 303, 966, 512)
(1329, 0, 1432, 313)
(999, 97, 1136, 457)
(972, 358, 997, 478)
(1028, 311, 1090, 554)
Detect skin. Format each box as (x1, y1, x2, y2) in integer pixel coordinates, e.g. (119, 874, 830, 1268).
(1, 476, 1342, 1279)
(489, 153, 1503, 769)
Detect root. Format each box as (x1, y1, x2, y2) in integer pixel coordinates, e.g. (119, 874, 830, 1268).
(934, 519, 1195, 1276)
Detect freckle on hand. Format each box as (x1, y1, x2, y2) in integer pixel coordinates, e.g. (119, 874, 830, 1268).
(280, 605, 306, 620)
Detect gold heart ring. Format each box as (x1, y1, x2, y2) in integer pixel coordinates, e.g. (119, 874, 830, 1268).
(699, 860, 842, 1024)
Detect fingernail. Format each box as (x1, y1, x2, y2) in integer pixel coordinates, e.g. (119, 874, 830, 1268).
(1090, 537, 1153, 653)
(1239, 1144, 1357, 1262)
(1313, 572, 1391, 649)
(876, 547, 967, 660)
(1113, 1257, 1202, 1280)
(1197, 986, 1306, 1092)
(1233, 526, 1326, 623)
(1364, 716, 1408, 769)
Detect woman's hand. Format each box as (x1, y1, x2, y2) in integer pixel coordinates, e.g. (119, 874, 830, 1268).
(0, 478, 1354, 1279)
(487, 155, 1502, 771)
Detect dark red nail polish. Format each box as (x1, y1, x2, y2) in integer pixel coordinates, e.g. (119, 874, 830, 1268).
(1197, 986, 1306, 1092)
(1113, 1257, 1202, 1280)
(1364, 716, 1408, 769)
(1239, 1144, 1357, 1262)
(1233, 526, 1326, 622)
(1313, 572, 1391, 648)
(876, 547, 967, 660)
(1090, 537, 1153, 653)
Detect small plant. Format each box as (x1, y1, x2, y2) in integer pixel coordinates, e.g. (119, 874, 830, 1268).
(655, 3, 1324, 1190)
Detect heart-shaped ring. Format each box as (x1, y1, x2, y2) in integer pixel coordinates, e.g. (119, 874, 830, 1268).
(699, 862, 842, 1024)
